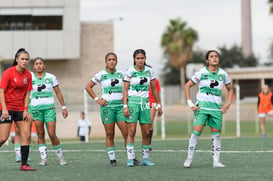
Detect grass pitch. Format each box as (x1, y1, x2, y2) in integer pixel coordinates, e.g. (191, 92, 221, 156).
(1, 137, 273, 181)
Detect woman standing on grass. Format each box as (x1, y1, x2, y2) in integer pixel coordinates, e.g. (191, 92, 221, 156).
(257, 84, 273, 137)
(183, 50, 233, 168)
(85, 52, 139, 166)
(123, 49, 162, 167)
(0, 48, 35, 171)
(31, 57, 68, 166)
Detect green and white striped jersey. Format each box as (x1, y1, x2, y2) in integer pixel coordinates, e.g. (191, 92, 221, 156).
(191, 67, 231, 111)
(30, 72, 58, 111)
(123, 65, 155, 99)
(91, 69, 124, 105)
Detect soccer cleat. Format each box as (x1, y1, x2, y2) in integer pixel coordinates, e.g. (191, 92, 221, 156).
(213, 160, 225, 168)
(16, 155, 21, 162)
(39, 159, 47, 166)
(127, 159, 134, 167)
(20, 164, 36, 171)
(133, 159, 141, 166)
(59, 157, 67, 165)
(110, 160, 117, 166)
(141, 159, 155, 166)
(183, 158, 193, 168)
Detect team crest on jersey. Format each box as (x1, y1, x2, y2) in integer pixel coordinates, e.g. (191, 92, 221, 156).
(146, 71, 150, 77)
(117, 73, 122, 79)
(219, 75, 223, 81)
(13, 78, 17, 82)
(45, 78, 50, 84)
(23, 78, 28, 84)
(105, 116, 109, 122)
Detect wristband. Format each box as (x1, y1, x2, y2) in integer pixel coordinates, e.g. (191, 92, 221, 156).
(187, 100, 195, 108)
(123, 104, 128, 108)
(156, 104, 161, 109)
(24, 107, 28, 111)
(94, 97, 99, 101)
(62, 106, 67, 110)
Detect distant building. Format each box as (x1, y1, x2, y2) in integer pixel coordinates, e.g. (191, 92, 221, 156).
(0, 0, 114, 92)
(227, 67, 273, 99)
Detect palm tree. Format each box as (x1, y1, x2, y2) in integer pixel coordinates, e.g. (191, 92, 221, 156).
(269, 0, 273, 14)
(161, 18, 198, 103)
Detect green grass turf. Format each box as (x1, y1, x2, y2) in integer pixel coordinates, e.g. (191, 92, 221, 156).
(156, 120, 273, 138)
(1, 137, 273, 181)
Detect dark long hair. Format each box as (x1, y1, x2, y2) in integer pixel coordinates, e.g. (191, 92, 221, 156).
(205, 50, 220, 66)
(33, 57, 45, 64)
(133, 49, 151, 67)
(105, 52, 117, 61)
(13, 48, 29, 66)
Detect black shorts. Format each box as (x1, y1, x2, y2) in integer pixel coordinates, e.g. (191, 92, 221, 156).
(0, 110, 23, 124)
(80, 136, 86, 142)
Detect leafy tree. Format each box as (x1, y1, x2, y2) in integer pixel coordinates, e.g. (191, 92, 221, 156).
(161, 45, 258, 85)
(218, 45, 257, 68)
(269, 0, 273, 14)
(161, 18, 198, 101)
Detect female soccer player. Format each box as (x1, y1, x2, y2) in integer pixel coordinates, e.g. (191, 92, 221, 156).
(183, 50, 233, 168)
(0, 48, 35, 171)
(85, 52, 133, 166)
(257, 84, 273, 137)
(123, 49, 162, 167)
(148, 78, 161, 150)
(31, 57, 68, 166)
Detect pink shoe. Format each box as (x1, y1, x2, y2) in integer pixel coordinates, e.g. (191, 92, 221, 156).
(20, 164, 36, 171)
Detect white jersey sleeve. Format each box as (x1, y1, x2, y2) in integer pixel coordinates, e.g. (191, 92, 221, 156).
(91, 71, 102, 84)
(224, 71, 231, 85)
(191, 69, 202, 84)
(123, 68, 131, 82)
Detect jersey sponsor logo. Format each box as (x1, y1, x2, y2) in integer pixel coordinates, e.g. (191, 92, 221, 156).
(140, 77, 147, 85)
(111, 79, 119, 86)
(209, 80, 219, 88)
(37, 84, 46, 92)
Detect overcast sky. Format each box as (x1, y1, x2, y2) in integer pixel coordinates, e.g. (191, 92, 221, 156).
(80, 0, 273, 77)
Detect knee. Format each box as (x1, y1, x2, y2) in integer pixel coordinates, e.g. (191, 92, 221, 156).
(143, 130, 150, 139)
(48, 133, 57, 140)
(128, 130, 136, 138)
(37, 131, 45, 139)
(0, 137, 8, 146)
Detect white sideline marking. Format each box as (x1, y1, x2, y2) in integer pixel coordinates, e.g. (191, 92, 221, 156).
(1, 149, 273, 153)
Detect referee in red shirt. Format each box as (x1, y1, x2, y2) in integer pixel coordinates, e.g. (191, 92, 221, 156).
(0, 48, 35, 171)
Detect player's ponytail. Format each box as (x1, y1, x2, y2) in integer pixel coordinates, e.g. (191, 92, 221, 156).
(13, 48, 29, 66)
